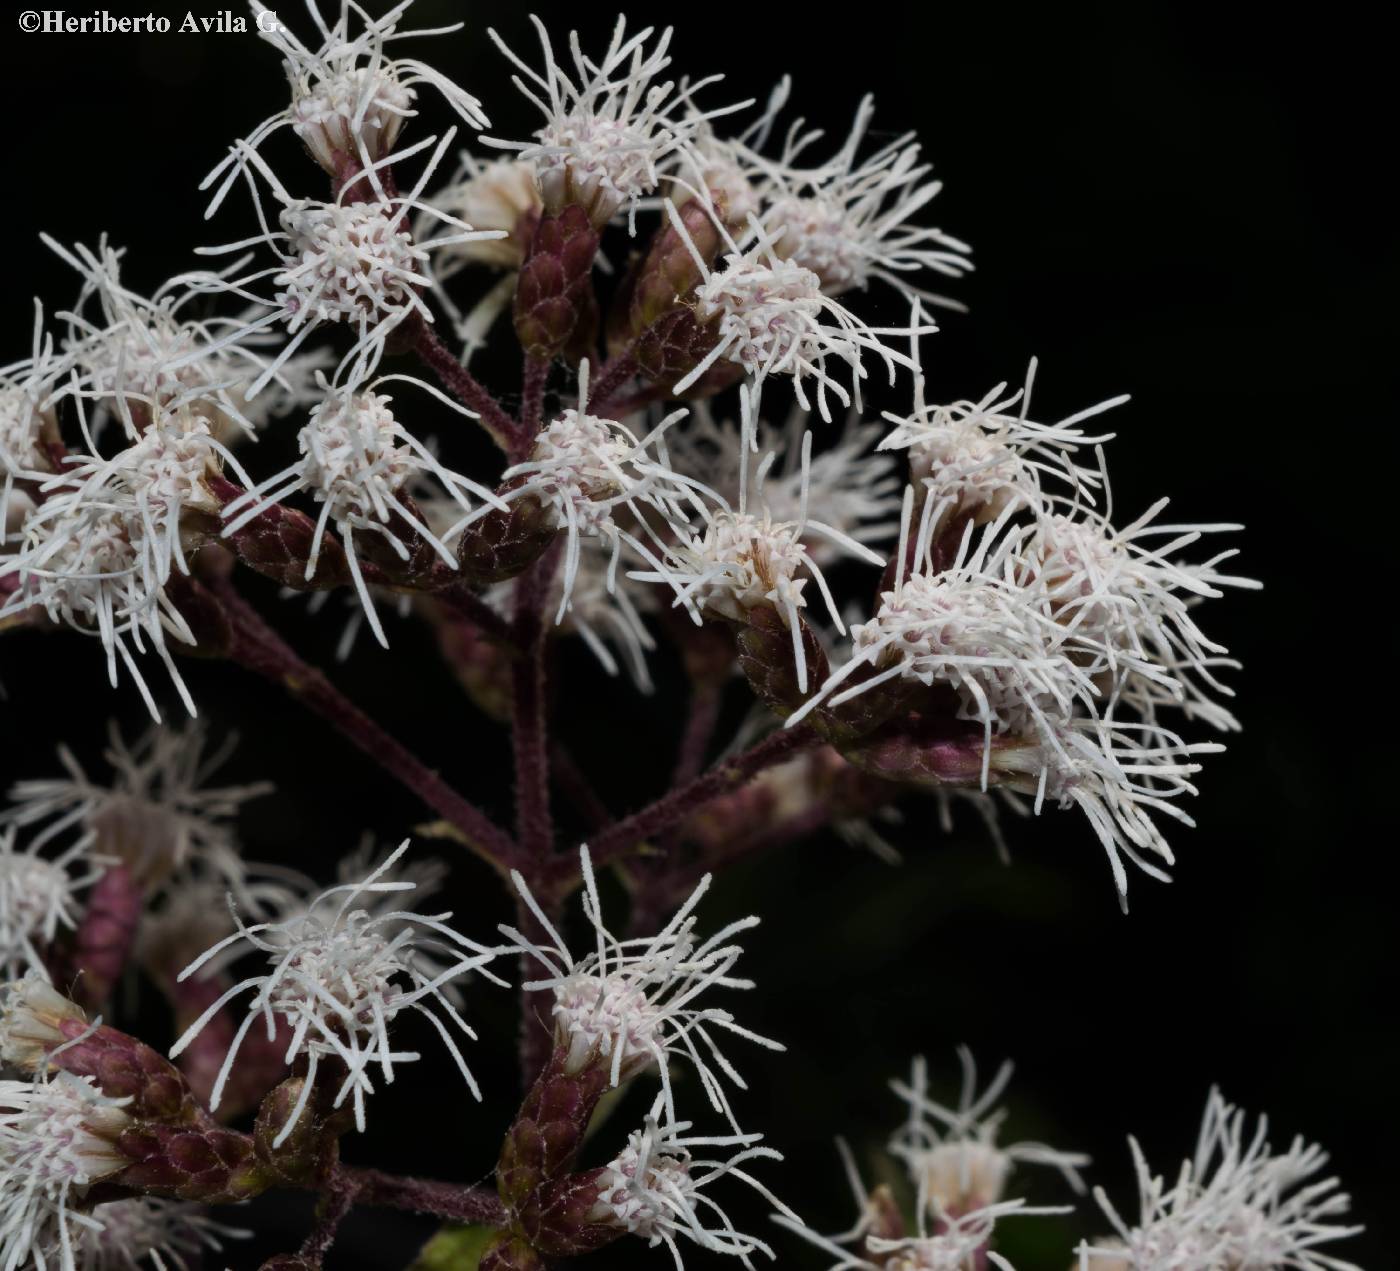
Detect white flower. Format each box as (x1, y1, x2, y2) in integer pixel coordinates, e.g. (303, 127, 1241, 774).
(990, 715, 1222, 900)
(590, 1096, 796, 1267)
(1014, 500, 1259, 733)
(662, 401, 902, 567)
(168, 842, 504, 1145)
(787, 494, 1098, 778)
(761, 95, 972, 306)
(77, 1197, 244, 1271)
(422, 153, 543, 273)
(40, 237, 323, 443)
(879, 359, 1120, 540)
(1080, 1090, 1362, 1271)
(0, 1071, 132, 1271)
(1, 973, 92, 1074)
(634, 388, 885, 692)
(667, 208, 931, 421)
(495, 359, 694, 622)
(1, 403, 248, 717)
(667, 77, 796, 229)
(1, 302, 68, 531)
(780, 1188, 1061, 1271)
(505, 847, 783, 1131)
(862, 1204, 1042, 1271)
(485, 16, 742, 230)
(0, 827, 103, 980)
(889, 1050, 1087, 1215)
(203, 0, 490, 209)
(194, 132, 503, 396)
(222, 370, 506, 646)
(2, 721, 270, 889)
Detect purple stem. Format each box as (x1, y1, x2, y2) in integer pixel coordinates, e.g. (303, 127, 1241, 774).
(339, 1166, 508, 1225)
(518, 354, 550, 451)
(579, 725, 821, 874)
(410, 319, 521, 453)
(587, 348, 640, 417)
(213, 579, 521, 872)
(511, 551, 558, 862)
(431, 578, 517, 647)
(300, 1173, 359, 1266)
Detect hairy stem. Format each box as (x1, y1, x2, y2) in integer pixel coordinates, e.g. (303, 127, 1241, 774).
(518, 354, 550, 451)
(339, 1166, 508, 1225)
(410, 318, 521, 453)
(511, 551, 558, 862)
(579, 725, 821, 874)
(587, 348, 639, 417)
(214, 579, 520, 872)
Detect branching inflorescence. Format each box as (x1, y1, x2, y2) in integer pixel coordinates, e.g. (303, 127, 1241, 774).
(0, 4, 1350, 1271)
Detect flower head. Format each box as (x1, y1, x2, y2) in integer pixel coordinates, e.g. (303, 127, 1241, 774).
(169, 841, 505, 1144)
(497, 359, 693, 622)
(634, 389, 885, 692)
(41, 237, 322, 443)
(762, 95, 971, 306)
(663, 401, 902, 566)
(3, 721, 270, 889)
(1014, 500, 1258, 733)
(222, 369, 506, 645)
(0, 1070, 133, 1271)
(1080, 1090, 1362, 1271)
(77, 1197, 244, 1271)
(0, 402, 247, 717)
(505, 847, 782, 1130)
(590, 1096, 795, 1266)
(203, 0, 490, 209)
(668, 209, 930, 421)
(879, 359, 1120, 541)
(195, 132, 504, 395)
(422, 153, 543, 272)
(0, 827, 103, 980)
(788, 497, 1098, 773)
(889, 1050, 1087, 1216)
(486, 17, 742, 230)
(1, 302, 68, 531)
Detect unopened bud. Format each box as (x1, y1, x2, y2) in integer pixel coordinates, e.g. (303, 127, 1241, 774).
(514, 207, 601, 361)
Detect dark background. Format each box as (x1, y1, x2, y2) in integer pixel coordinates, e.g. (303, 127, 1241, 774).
(1, 3, 1390, 1268)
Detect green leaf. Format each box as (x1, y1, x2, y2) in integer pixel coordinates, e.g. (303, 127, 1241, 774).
(407, 1223, 497, 1271)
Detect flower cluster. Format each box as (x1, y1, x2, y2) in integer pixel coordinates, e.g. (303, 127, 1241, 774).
(170, 841, 505, 1143)
(501, 847, 791, 1265)
(779, 1051, 1081, 1270)
(1079, 1091, 1362, 1271)
(0, 4, 1344, 1271)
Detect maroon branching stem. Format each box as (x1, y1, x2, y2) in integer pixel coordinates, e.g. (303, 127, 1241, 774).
(410, 318, 521, 453)
(518, 354, 550, 451)
(300, 1170, 360, 1266)
(578, 725, 822, 874)
(671, 684, 723, 792)
(514, 891, 559, 1092)
(587, 348, 640, 417)
(511, 551, 558, 862)
(212, 578, 521, 872)
(339, 1166, 508, 1225)
(432, 579, 517, 647)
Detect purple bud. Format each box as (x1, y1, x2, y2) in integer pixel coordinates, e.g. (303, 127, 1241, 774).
(514, 207, 601, 361)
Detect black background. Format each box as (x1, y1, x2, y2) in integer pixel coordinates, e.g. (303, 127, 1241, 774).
(0, 3, 1391, 1269)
